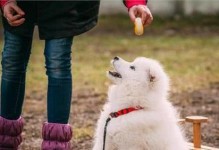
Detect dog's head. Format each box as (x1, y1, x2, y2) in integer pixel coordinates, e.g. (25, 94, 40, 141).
(107, 57, 170, 99)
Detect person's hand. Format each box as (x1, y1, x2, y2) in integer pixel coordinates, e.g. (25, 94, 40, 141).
(3, 1, 25, 26)
(129, 5, 153, 27)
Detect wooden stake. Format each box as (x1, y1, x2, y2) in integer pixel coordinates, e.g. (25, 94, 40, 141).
(185, 116, 208, 148)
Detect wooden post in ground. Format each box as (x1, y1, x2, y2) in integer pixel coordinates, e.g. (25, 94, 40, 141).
(185, 116, 208, 148)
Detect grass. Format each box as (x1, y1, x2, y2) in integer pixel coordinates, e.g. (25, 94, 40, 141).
(0, 15, 219, 94)
(74, 127, 94, 139)
(72, 35, 218, 92)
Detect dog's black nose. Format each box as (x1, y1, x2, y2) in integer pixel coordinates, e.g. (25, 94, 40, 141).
(114, 56, 119, 60)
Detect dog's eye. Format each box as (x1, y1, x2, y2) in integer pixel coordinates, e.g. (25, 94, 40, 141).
(130, 66, 135, 70)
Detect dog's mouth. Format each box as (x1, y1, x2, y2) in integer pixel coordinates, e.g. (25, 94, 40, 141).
(108, 71, 122, 78)
(108, 59, 122, 79)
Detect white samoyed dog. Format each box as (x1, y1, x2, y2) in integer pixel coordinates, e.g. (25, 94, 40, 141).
(93, 57, 188, 150)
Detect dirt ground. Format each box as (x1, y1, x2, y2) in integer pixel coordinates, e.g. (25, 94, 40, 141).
(19, 82, 219, 149)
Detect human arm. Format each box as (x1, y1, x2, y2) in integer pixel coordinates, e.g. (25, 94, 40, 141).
(124, 0, 153, 27)
(1, 0, 25, 26)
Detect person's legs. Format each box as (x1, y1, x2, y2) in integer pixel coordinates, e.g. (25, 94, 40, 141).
(45, 37, 73, 124)
(42, 37, 73, 150)
(0, 31, 33, 149)
(1, 31, 33, 120)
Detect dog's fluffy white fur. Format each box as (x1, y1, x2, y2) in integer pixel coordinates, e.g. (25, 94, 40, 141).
(93, 57, 188, 150)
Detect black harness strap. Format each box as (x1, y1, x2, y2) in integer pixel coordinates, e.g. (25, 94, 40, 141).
(103, 117, 111, 150)
(102, 106, 143, 150)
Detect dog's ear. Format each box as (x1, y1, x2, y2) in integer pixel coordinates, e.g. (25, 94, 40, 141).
(149, 74, 156, 82)
(149, 69, 156, 82)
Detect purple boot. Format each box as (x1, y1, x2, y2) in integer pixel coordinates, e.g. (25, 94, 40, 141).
(41, 122, 72, 150)
(0, 116, 24, 150)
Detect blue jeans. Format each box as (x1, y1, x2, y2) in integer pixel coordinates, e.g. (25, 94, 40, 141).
(0, 31, 73, 124)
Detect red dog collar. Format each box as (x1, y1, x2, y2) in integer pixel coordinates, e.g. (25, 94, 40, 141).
(109, 106, 144, 118)
(103, 106, 144, 150)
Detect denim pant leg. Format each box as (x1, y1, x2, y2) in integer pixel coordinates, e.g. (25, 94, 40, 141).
(44, 37, 73, 124)
(0, 31, 33, 120)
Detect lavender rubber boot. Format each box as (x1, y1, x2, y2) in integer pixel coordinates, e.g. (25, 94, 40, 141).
(0, 116, 24, 150)
(41, 122, 72, 150)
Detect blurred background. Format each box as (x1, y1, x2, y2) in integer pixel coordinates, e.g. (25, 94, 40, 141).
(0, 0, 219, 149)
